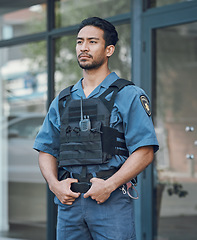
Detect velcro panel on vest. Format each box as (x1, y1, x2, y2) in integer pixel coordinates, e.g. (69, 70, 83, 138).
(102, 126, 129, 158)
(61, 98, 109, 125)
(67, 104, 98, 123)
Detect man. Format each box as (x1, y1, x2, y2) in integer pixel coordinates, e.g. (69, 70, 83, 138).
(34, 17, 159, 240)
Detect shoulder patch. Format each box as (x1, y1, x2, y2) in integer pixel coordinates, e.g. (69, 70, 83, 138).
(140, 95, 151, 116)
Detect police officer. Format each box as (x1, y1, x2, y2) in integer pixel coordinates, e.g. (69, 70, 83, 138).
(34, 17, 159, 240)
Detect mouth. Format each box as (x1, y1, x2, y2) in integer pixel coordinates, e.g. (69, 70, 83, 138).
(78, 53, 92, 59)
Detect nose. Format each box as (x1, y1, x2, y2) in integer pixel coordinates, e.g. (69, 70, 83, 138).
(80, 41, 89, 52)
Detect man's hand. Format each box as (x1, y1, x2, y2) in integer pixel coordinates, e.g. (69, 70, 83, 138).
(51, 178, 81, 205)
(84, 146, 154, 204)
(83, 178, 113, 204)
(38, 152, 80, 205)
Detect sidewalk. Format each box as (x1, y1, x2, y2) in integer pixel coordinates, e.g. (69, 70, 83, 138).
(0, 238, 24, 240)
(0, 222, 45, 240)
(157, 215, 197, 240)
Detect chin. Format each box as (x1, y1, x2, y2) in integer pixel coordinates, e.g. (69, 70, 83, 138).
(79, 63, 93, 70)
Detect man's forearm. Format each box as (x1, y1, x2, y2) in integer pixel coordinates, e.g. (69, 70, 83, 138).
(105, 146, 154, 192)
(38, 151, 59, 189)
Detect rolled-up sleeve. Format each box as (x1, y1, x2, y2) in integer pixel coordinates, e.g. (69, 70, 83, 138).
(116, 85, 159, 154)
(33, 96, 60, 158)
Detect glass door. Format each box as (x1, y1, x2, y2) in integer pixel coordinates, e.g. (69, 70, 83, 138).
(0, 41, 47, 239)
(154, 22, 197, 240)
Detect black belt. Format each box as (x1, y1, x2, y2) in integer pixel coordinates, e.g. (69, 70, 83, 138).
(58, 168, 118, 193)
(71, 182, 92, 193)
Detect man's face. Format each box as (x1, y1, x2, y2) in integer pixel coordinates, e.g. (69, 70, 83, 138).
(76, 26, 108, 70)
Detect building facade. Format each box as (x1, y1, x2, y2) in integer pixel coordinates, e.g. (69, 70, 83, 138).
(0, 0, 197, 239)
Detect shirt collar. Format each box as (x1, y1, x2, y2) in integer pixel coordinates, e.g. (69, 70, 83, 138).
(71, 79, 82, 93)
(71, 72, 119, 98)
(99, 72, 119, 89)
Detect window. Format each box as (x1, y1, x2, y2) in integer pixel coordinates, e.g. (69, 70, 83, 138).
(147, 0, 195, 8)
(0, 1, 46, 40)
(55, 0, 131, 28)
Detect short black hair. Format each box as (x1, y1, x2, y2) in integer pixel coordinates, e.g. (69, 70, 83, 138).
(78, 17, 119, 47)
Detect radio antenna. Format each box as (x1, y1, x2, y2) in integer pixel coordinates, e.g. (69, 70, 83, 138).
(79, 96, 91, 131)
(80, 97, 83, 121)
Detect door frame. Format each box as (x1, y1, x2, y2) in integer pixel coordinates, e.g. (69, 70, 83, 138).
(140, 1, 197, 239)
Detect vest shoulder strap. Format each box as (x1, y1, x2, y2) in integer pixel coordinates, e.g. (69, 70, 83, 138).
(109, 78, 134, 90)
(59, 85, 73, 101)
(99, 78, 134, 112)
(59, 85, 73, 117)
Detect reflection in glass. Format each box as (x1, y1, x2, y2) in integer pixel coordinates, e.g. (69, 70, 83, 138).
(0, 2, 46, 40)
(55, 0, 131, 28)
(149, 0, 195, 8)
(55, 24, 131, 95)
(0, 41, 47, 239)
(154, 22, 197, 239)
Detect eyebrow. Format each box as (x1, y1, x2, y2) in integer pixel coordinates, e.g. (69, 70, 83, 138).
(76, 37, 100, 40)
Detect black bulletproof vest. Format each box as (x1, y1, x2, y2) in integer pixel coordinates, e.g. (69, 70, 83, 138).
(58, 78, 134, 167)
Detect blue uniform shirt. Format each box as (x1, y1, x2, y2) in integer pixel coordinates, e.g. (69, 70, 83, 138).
(33, 72, 159, 175)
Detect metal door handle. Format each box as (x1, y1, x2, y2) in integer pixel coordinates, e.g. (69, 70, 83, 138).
(186, 154, 194, 159)
(185, 126, 194, 132)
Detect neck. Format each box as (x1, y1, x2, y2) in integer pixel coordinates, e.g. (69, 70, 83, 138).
(82, 65, 111, 97)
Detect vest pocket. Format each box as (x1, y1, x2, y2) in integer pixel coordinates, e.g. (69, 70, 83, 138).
(59, 122, 104, 166)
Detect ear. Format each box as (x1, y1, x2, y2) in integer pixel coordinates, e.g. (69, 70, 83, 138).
(106, 45, 115, 58)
